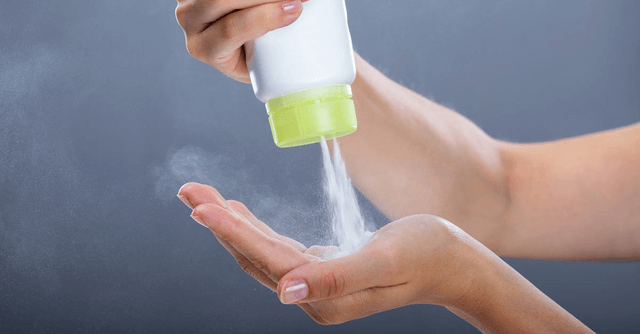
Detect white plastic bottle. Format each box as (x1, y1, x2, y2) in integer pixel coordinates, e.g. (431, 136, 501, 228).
(245, 0, 357, 148)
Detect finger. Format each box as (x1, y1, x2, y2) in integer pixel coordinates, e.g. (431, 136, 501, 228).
(306, 286, 413, 325)
(178, 183, 289, 247)
(304, 245, 339, 260)
(215, 234, 278, 291)
(188, 1, 302, 64)
(192, 202, 309, 281)
(277, 247, 392, 304)
(178, 183, 305, 288)
(177, 0, 296, 35)
(176, 183, 278, 289)
(227, 200, 307, 252)
(297, 303, 329, 325)
(177, 182, 228, 211)
(178, 184, 305, 252)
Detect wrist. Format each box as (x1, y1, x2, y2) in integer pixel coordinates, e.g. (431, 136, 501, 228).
(409, 219, 493, 308)
(443, 239, 594, 333)
(433, 230, 494, 308)
(438, 234, 512, 332)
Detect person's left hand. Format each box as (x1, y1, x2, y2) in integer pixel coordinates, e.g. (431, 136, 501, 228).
(177, 182, 482, 324)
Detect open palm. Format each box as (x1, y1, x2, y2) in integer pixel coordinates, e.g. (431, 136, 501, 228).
(178, 182, 476, 324)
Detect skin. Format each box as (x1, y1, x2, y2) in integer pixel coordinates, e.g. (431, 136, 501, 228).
(174, 0, 638, 331)
(339, 57, 640, 261)
(178, 182, 591, 332)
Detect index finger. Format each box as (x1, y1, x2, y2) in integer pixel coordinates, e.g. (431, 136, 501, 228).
(227, 200, 307, 252)
(178, 182, 306, 252)
(192, 202, 310, 281)
(176, 0, 295, 35)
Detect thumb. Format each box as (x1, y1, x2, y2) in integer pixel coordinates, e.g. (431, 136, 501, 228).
(277, 248, 386, 304)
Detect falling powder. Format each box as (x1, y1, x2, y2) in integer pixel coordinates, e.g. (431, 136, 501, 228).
(320, 137, 374, 259)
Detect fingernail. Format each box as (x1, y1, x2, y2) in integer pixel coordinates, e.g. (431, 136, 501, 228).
(190, 213, 207, 228)
(282, 1, 301, 14)
(177, 194, 193, 209)
(281, 280, 308, 304)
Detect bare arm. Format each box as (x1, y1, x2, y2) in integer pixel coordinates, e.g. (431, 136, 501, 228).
(174, 0, 639, 261)
(446, 236, 592, 333)
(499, 125, 640, 259)
(174, 3, 600, 329)
(341, 54, 640, 260)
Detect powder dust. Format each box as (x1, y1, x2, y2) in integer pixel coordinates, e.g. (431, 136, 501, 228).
(320, 137, 374, 260)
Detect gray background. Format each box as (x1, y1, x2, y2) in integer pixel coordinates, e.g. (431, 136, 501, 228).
(1, 0, 639, 333)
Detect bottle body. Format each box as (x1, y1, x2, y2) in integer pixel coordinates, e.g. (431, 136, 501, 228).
(245, 0, 357, 148)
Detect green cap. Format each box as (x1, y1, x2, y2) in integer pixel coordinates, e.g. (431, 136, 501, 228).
(266, 84, 357, 148)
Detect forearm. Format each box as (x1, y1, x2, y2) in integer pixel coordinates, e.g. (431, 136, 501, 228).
(342, 54, 639, 260)
(498, 124, 640, 260)
(338, 54, 510, 249)
(446, 240, 593, 333)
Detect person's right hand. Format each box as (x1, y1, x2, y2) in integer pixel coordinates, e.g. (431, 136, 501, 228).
(175, 0, 307, 83)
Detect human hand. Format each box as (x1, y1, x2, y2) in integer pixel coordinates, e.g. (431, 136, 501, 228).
(177, 182, 483, 324)
(175, 0, 307, 83)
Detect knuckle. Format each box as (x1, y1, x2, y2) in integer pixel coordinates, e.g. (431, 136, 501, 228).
(185, 38, 202, 59)
(191, 202, 209, 217)
(193, 203, 239, 236)
(251, 258, 265, 272)
(320, 270, 346, 298)
(226, 200, 247, 212)
(174, 4, 188, 28)
(191, 203, 216, 224)
(252, 259, 272, 278)
(219, 17, 238, 41)
(237, 257, 271, 283)
(220, 212, 242, 239)
(236, 257, 253, 274)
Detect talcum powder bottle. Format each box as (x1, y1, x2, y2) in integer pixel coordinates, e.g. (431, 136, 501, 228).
(245, 0, 357, 148)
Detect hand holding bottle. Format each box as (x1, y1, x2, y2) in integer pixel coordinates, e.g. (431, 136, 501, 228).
(175, 0, 306, 83)
(176, 0, 358, 147)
